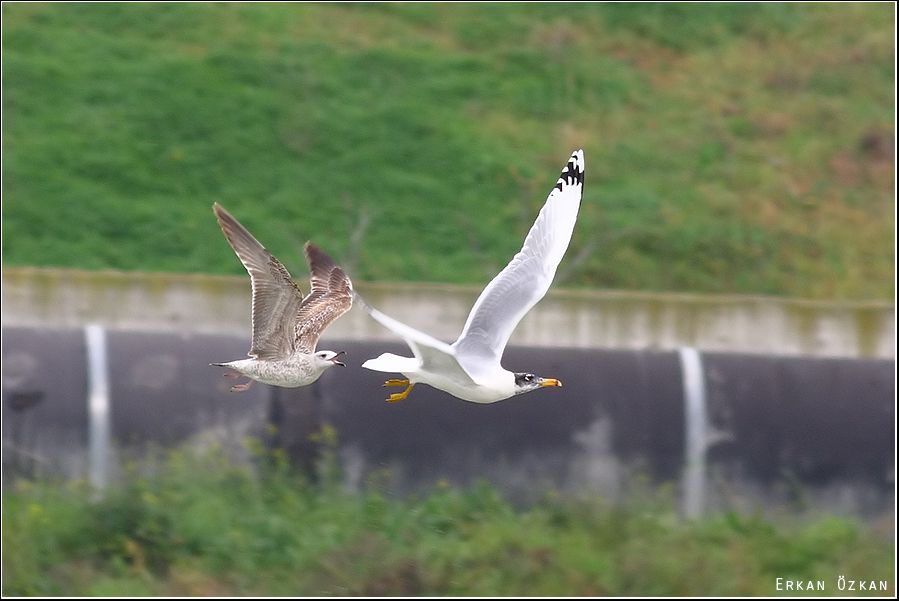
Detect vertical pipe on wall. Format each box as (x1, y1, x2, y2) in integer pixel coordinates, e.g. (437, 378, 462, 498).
(679, 346, 708, 519)
(85, 323, 111, 493)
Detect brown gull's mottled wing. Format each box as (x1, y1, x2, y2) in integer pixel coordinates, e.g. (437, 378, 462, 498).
(213, 203, 304, 360)
(294, 242, 354, 354)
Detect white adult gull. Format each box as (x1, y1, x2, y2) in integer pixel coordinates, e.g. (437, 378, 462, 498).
(210, 203, 353, 392)
(360, 149, 584, 404)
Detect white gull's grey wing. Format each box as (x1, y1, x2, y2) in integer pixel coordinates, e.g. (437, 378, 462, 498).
(357, 295, 479, 385)
(452, 149, 584, 381)
(294, 242, 354, 354)
(213, 203, 304, 360)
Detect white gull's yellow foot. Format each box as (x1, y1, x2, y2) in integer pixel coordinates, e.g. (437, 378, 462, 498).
(386, 382, 414, 403)
(383, 379, 410, 387)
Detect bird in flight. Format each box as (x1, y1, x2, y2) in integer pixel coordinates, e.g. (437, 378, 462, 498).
(210, 203, 353, 392)
(360, 149, 584, 403)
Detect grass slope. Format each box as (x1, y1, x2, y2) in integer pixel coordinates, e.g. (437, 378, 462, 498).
(2, 3, 894, 299)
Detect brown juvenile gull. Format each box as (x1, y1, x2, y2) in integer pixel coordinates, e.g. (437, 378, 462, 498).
(210, 203, 353, 392)
(360, 149, 584, 404)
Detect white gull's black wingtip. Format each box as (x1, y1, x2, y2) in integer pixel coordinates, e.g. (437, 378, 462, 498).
(554, 149, 585, 192)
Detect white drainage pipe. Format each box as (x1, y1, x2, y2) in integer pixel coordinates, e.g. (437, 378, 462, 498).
(679, 346, 708, 519)
(85, 323, 111, 493)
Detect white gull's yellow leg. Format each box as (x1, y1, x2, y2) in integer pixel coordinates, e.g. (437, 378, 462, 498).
(386, 382, 415, 403)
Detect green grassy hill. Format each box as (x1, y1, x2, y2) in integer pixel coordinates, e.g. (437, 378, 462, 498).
(2, 3, 894, 299)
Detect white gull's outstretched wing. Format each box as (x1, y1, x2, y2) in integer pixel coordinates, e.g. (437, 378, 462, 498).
(358, 295, 478, 385)
(452, 149, 584, 381)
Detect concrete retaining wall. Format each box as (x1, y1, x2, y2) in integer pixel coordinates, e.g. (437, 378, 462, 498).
(3, 325, 894, 519)
(1, 266, 894, 358)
